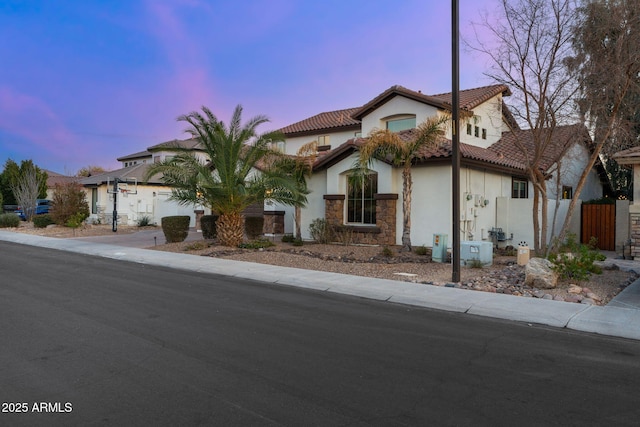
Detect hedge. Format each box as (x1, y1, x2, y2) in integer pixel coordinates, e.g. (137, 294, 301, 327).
(161, 215, 190, 243)
(201, 215, 218, 239)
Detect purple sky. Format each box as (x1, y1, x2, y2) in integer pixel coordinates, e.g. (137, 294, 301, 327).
(0, 0, 499, 174)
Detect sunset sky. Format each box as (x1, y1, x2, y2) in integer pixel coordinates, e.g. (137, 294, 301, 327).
(0, 0, 499, 174)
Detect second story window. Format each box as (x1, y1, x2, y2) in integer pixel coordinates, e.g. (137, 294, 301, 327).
(512, 178, 528, 199)
(317, 135, 330, 146)
(386, 116, 416, 132)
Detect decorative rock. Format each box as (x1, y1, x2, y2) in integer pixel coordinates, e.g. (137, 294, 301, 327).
(586, 292, 602, 302)
(565, 295, 582, 303)
(524, 258, 558, 289)
(568, 285, 582, 294)
(553, 295, 565, 302)
(533, 290, 546, 299)
(581, 298, 595, 305)
(582, 287, 592, 294)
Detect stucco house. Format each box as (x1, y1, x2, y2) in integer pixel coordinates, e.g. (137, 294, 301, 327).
(269, 84, 606, 248)
(81, 139, 208, 227)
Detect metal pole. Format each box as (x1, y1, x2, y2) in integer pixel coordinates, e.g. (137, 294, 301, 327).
(112, 178, 118, 232)
(451, 0, 461, 282)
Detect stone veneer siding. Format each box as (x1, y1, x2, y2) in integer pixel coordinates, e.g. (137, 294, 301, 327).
(323, 193, 397, 246)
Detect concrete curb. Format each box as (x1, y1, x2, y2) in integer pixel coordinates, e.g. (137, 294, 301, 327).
(1, 231, 638, 341)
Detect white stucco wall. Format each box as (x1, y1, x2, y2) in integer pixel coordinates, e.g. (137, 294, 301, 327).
(495, 197, 581, 248)
(458, 96, 504, 148)
(360, 97, 439, 136)
(85, 184, 201, 227)
(547, 143, 603, 201)
(284, 130, 358, 156)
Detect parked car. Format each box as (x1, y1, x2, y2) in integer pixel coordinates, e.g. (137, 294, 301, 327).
(15, 199, 51, 220)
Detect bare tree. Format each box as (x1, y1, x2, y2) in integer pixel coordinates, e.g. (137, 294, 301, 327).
(12, 168, 44, 222)
(468, 0, 580, 254)
(554, 0, 640, 248)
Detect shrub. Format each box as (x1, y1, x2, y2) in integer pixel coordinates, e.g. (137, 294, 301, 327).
(137, 215, 152, 227)
(201, 215, 218, 239)
(292, 238, 304, 246)
(238, 238, 275, 249)
(548, 233, 606, 281)
(414, 245, 428, 256)
(66, 212, 86, 229)
(33, 214, 54, 228)
(334, 225, 353, 246)
(50, 182, 90, 225)
(468, 259, 484, 269)
(309, 218, 333, 244)
(245, 216, 264, 240)
(381, 246, 394, 257)
(161, 215, 191, 243)
(0, 213, 20, 228)
(281, 234, 295, 243)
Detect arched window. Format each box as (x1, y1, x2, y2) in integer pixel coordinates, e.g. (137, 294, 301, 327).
(347, 173, 377, 224)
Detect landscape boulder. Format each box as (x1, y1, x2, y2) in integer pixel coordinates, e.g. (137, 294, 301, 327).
(524, 257, 558, 289)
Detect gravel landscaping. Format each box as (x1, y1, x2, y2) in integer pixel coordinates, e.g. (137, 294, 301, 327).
(7, 222, 637, 306)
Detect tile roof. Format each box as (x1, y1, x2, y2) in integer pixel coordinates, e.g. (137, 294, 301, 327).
(117, 150, 152, 162)
(80, 163, 164, 186)
(278, 107, 361, 136)
(281, 84, 513, 136)
(488, 124, 589, 171)
(147, 138, 202, 152)
(313, 123, 589, 175)
(429, 84, 511, 111)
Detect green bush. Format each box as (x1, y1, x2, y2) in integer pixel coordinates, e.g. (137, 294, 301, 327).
(292, 238, 304, 246)
(309, 218, 333, 244)
(161, 215, 191, 243)
(281, 234, 295, 243)
(414, 245, 428, 256)
(66, 212, 86, 229)
(381, 246, 394, 257)
(201, 215, 218, 239)
(238, 238, 275, 249)
(548, 233, 606, 280)
(137, 215, 152, 227)
(244, 216, 264, 240)
(33, 214, 54, 228)
(0, 213, 20, 228)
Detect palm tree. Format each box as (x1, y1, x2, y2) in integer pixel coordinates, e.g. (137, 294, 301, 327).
(356, 115, 449, 252)
(146, 105, 308, 247)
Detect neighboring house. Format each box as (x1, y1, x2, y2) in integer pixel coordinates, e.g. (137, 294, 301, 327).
(271, 84, 605, 247)
(43, 169, 77, 200)
(81, 139, 209, 227)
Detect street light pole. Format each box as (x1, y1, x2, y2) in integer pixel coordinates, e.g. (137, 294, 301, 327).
(451, 0, 461, 282)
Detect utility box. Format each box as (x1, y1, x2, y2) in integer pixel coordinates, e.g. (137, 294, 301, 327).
(432, 234, 448, 263)
(460, 241, 493, 266)
(517, 246, 530, 266)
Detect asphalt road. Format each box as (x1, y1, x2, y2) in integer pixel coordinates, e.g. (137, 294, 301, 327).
(1, 241, 640, 426)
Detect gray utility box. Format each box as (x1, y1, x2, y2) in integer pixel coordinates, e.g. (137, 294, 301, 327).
(460, 241, 493, 266)
(432, 234, 448, 263)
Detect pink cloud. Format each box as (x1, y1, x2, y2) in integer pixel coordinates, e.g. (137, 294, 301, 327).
(0, 86, 77, 155)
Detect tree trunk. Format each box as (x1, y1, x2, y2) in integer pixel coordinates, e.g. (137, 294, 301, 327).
(216, 212, 244, 247)
(295, 205, 301, 239)
(401, 165, 412, 252)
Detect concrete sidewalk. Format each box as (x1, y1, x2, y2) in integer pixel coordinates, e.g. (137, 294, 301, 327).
(2, 230, 640, 341)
